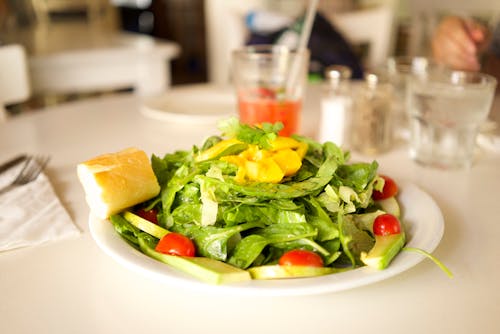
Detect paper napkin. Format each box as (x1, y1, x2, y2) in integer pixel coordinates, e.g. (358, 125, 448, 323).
(0, 162, 80, 252)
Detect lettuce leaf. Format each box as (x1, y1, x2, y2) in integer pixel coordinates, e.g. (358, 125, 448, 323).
(137, 124, 387, 271)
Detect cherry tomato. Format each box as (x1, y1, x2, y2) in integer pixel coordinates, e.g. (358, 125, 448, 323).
(372, 175, 398, 200)
(373, 213, 401, 236)
(135, 208, 158, 225)
(155, 232, 196, 257)
(279, 249, 324, 267)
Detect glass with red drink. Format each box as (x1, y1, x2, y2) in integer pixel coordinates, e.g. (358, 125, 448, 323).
(232, 45, 309, 136)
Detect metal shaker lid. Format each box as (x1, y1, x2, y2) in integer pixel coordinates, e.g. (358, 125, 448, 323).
(325, 65, 352, 81)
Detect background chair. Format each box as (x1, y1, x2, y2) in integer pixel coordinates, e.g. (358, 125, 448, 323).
(324, 5, 395, 70)
(204, 0, 397, 85)
(27, 32, 180, 98)
(0, 44, 31, 122)
(2, 0, 180, 107)
(30, 0, 116, 27)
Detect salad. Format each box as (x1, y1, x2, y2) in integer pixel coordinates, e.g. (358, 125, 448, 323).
(108, 118, 409, 283)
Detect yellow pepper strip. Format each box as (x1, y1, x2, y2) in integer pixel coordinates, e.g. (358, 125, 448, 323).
(268, 137, 308, 159)
(200, 135, 308, 184)
(268, 137, 302, 151)
(220, 155, 247, 183)
(245, 158, 284, 184)
(296, 142, 308, 159)
(272, 149, 302, 176)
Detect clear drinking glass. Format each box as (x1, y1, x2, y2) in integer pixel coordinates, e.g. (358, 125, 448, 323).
(385, 56, 441, 137)
(407, 70, 497, 169)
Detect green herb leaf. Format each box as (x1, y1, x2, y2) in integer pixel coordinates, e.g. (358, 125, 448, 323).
(217, 117, 283, 149)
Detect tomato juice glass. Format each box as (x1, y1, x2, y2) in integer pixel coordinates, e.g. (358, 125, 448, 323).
(232, 45, 309, 136)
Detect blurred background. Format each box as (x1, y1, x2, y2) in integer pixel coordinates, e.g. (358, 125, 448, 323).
(1, 0, 498, 114)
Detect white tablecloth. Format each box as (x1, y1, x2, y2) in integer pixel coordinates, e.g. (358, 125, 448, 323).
(1, 84, 499, 334)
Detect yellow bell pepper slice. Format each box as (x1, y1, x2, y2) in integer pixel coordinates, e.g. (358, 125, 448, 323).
(296, 142, 308, 159)
(268, 136, 301, 151)
(204, 135, 308, 184)
(245, 158, 284, 183)
(220, 155, 247, 183)
(272, 148, 302, 176)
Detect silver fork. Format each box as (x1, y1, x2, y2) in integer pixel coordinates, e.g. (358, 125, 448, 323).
(0, 155, 51, 195)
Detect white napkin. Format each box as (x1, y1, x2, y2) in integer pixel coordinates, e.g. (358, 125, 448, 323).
(0, 162, 80, 252)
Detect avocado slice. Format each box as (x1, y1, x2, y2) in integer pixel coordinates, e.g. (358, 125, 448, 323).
(138, 236, 251, 284)
(351, 210, 386, 232)
(375, 196, 401, 218)
(123, 211, 168, 239)
(248, 265, 338, 280)
(195, 139, 248, 162)
(360, 196, 404, 270)
(360, 232, 406, 270)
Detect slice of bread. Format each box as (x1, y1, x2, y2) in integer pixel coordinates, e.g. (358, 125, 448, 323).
(77, 148, 160, 219)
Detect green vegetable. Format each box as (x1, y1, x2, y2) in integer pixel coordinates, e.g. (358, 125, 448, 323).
(122, 211, 168, 239)
(109, 214, 141, 249)
(248, 265, 339, 280)
(110, 119, 407, 280)
(218, 117, 283, 149)
(138, 233, 251, 285)
(361, 233, 406, 270)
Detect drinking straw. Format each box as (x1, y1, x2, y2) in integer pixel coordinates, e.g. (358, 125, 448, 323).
(297, 0, 319, 54)
(286, 0, 319, 96)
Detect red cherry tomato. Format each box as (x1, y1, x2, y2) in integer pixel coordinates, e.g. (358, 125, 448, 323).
(372, 175, 398, 200)
(373, 213, 401, 236)
(135, 208, 158, 225)
(279, 249, 324, 267)
(155, 232, 196, 257)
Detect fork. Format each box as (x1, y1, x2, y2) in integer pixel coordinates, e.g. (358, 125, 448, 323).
(0, 155, 51, 196)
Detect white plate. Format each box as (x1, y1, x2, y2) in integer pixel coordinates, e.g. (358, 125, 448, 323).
(89, 182, 444, 296)
(140, 84, 237, 124)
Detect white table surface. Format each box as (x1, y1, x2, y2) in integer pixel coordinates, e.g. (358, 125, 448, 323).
(1, 83, 499, 334)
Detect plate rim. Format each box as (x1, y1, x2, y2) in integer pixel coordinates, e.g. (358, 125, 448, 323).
(89, 181, 444, 296)
(139, 85, 237, 123)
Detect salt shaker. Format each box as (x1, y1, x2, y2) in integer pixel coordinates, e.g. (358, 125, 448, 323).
(350, 73, 394, 155)
(318, 65, 353, 146)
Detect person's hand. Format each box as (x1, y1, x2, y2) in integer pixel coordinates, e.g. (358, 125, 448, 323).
(432, 16, 490, 71)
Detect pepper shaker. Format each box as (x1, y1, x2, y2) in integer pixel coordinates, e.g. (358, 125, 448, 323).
(350, 73, 394, 155)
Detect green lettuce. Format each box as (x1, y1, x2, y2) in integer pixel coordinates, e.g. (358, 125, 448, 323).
(112, 122, 387, 272)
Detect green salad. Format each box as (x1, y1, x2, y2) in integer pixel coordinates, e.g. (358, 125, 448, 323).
(108, 118, 409, 283)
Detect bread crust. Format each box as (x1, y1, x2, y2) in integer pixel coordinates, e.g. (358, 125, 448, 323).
(77, 148, 160, 219)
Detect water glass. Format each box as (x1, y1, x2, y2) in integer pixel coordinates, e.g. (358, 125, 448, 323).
(407, 70, 497, 169)
(231, 45, 309, 136)
(384, 57, 440, 136)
